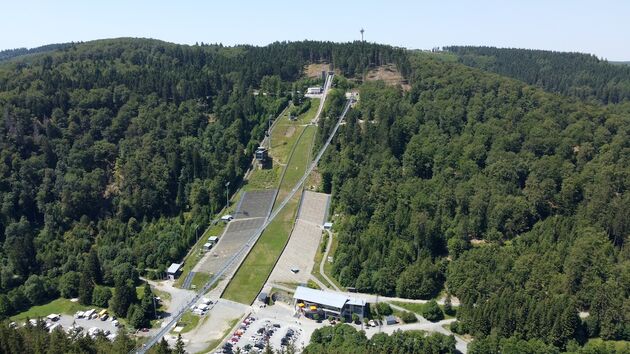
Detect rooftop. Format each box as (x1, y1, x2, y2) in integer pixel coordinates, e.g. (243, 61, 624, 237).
(167, 263, 182, 274)
(293, 286, 365, 309)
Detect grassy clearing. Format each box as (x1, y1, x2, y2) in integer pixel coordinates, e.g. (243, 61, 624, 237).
(10, 298, 91, 322)
(390, 301, 456, 320)
(222, 195, 300, 304)
(174, 310, 201, 334)
(191, 272, 210, 291)
(277, 126, 315, 202)
(243, 164, 281, 191)
(270, 99, 318, 165)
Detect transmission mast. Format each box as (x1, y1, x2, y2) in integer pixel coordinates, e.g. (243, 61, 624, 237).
(360, 28, 365, 42)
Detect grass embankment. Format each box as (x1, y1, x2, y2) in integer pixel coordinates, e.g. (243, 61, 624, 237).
(10, 298, 91, 322)
(222, 99, 320, 305)
(174, 310, 201, 334)
(270, 99, 318, 165)
(390, 301, 457, 320)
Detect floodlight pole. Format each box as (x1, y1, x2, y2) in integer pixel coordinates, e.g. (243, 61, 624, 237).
(225, 181, 230, 209)
(268, 115, 272, 149)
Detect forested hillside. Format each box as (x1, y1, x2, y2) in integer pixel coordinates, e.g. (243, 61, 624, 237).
(320, 55, 629, 349)
(0, 43, 74, 62)
(0, 38, 408, 320)
(444, 46, 630, 104)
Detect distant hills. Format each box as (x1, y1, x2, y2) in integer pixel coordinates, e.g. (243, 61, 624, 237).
(444, 46, 630, 103)
(0, 42, 75, 62)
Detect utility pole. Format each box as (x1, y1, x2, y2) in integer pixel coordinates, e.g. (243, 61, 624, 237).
(268, 114, 272, 149)
(152, 293, 157, 319)
(225, 181, 230, 209)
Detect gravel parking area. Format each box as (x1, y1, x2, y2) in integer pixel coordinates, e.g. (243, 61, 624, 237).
(56, 313, 120, 340)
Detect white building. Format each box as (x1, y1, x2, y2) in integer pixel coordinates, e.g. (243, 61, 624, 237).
(293, 286, 367, 321)
(167, 263, 183, 280)
(306, 87, 323, 94)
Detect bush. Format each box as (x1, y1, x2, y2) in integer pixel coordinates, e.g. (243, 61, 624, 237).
(450, 321, 464, 334)
(59, 271, 81, 298)
(422, 300, 444, 322)
(92, 286, 113, 308)
(376, 302, 393, 316)
(443, 294, 456, 316)
(401, 311, 417, 323)
(352, 313, 360, 324)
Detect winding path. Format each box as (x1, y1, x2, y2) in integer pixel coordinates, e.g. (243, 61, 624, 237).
(319, 229, 341, 291)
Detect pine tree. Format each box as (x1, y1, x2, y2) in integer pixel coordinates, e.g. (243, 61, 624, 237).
(112, 327, 136, 352)
(154, 337, 172, 354)
(78, 272, 93, 306)
(86, 248, 102, 284)
(111, 280, 136, 318)
(174, 334, 185, 354)
(141, 282, 156, 321)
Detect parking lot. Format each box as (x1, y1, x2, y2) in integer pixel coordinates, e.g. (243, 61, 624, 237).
(215, 302, 319, 354)
(56, 313, 120, 340)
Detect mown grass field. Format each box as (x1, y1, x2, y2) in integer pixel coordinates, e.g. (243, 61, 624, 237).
(175, 310, 201, 334)
(276, 126, 315, 201)
(269, 99, 318, 165)
(391, 301, 456, 320)
(10, 298, 91, 322)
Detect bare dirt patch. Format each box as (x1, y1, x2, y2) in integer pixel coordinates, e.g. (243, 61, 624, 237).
(284, 125, 296, 138)
(305, 63, 331, 78)
(365, 64, 410, 91)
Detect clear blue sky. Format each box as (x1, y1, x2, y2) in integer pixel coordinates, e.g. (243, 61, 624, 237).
(2, 0, 629, 60)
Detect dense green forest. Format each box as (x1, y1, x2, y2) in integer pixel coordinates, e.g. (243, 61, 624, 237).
(320, 54, 629, 350)
(444, 46, 630, 104)
(0, 38, 409, 321)
(303, 324, 457, 354)
(0, 320, 193, 354)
